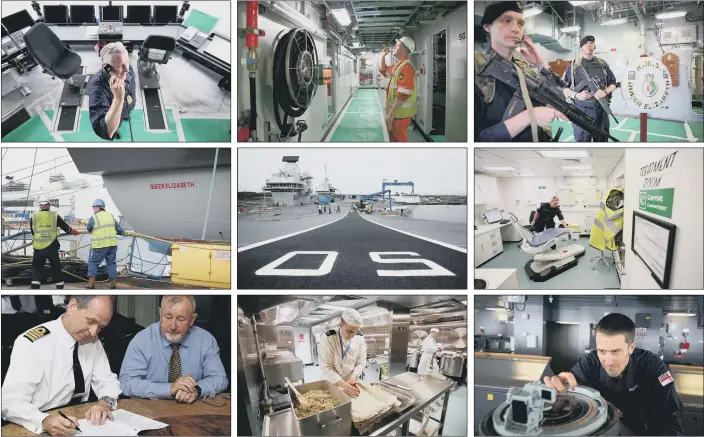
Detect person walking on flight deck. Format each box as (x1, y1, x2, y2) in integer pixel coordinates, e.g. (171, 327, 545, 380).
(319, 308, 367, 398)
(85, 199, 125, 289)
(29, 199, 79, 290)
(379, 36, 418, 142)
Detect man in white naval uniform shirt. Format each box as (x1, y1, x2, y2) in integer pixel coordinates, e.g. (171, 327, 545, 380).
(319, 308, 367, 398)
(1, 295, 121, 436)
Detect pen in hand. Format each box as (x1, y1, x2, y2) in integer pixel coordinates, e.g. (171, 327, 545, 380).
(58, 411, 82, 433)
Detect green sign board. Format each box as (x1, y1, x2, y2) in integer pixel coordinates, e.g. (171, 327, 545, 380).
(639, 188, 674, 218)
(538, 186, 546, 189)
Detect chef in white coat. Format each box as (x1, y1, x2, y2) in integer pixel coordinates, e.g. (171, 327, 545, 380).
(319, 308, 367, 398)
(418, 328, 440, 375)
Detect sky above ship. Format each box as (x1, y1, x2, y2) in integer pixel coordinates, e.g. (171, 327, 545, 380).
(237, 148, 467, 195)
(1, 148, 122, 218)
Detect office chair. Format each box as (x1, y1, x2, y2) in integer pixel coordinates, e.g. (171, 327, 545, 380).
(137, 34, 175, 89)
(22, 22, 84, 92)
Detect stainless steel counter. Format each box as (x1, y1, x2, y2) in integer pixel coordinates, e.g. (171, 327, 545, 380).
(262, 372, 455, 436)
(368, 372, 455, 436)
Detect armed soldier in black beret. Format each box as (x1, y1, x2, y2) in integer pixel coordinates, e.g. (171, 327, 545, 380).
(475, 2, 568, 142)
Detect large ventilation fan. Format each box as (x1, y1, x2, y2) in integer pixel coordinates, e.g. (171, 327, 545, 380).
(272, 28, 319, 140)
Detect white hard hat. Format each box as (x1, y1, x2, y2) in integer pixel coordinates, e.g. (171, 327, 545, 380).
(430, 328, 440, 334)
(341, 308, 363, 328)
(396, 36, 415, 54)
(38, 199, 50, 206)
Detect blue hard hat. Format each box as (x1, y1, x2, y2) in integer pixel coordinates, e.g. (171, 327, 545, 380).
(92, 199, 105, 207)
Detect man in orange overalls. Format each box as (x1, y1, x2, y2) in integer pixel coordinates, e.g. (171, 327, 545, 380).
(379, 36, 417, 142)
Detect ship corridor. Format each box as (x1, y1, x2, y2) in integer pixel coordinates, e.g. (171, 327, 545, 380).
(237, 1, 469, 143)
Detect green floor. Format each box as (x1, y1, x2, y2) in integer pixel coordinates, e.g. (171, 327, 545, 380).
(548, 115, 703, 142)
(2, 109, 230, 142)
(328, 88, 385, 142)
(478, 236, 621, 290)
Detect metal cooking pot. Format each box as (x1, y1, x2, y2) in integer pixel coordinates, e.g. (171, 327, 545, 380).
(440, 354, 466, 377)
(287, 380, 352, 436)
(408, 350, 421, 368)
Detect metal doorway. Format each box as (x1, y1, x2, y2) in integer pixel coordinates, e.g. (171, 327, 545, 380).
(430, 29, 447, 137)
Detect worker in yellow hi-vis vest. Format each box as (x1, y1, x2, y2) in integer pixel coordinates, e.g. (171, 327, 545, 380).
(379, 36, 417, 142)
(30, 199, 79, 289)
(86, 199, 125, 289)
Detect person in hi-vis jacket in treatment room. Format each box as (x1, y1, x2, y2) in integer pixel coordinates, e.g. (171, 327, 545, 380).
(319, 308, 367, 398)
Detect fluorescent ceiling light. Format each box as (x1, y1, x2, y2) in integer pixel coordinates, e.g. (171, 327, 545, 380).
(331, 8, 351, 26)
(655, 10, 687, 20)
(523, 6, 543, 17)
(555, 321, 580, 325)
(486, 307, 507, 311)
(601, 17, 628, 26)
(560, 165, 592, 170)
(666, 312, 697, 317)
(572, 173, 594, 176)
(560, 25, 581, 33)
(538, 150, 589, 158)
(483, 167, 517, 171)
(569, 1, 599, 6)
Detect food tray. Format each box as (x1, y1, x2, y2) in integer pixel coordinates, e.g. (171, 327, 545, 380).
(371, 381, 416, 413)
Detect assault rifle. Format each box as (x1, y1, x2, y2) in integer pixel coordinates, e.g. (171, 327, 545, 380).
(573, 64, 619, 124)
(476, 52, 619, 142)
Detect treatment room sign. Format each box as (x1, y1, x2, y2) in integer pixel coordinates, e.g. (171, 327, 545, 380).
(626, 57, 672, 110)
(639, 151, 678, 219)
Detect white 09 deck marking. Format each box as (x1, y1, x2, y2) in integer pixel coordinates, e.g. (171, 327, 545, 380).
(255, 251, 338, 276)
(369, 252, 455, 277)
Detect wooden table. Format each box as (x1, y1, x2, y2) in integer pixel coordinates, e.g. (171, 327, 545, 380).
(1, 394, 231, 436)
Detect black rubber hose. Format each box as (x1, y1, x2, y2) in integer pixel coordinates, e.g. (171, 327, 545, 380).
(249, 76, 256, 139)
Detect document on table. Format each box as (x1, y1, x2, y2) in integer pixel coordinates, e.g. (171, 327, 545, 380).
(180, 26, 198, 42)
(74, 410, 168, 436)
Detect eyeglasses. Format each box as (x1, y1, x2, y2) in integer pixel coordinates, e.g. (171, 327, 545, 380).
(202, 394, 229, 407)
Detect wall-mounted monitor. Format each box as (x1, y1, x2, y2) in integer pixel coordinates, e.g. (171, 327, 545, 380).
(70, 5, 96, 24)
(44, 5, 69, 24)
(153, 5, 178, 24)
(126, 5, 152, 24)
(100, 5, 123, 22)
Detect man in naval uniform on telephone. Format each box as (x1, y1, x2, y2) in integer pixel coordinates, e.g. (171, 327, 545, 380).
(1, 296, 121, 436)
(319, 308, 367, 398)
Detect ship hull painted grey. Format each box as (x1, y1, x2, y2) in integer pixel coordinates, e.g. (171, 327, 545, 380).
(67, 148, 230, 241)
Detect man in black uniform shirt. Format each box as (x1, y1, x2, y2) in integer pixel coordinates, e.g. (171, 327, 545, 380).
(531, 196, 568, 232)
(87, 42, 137, 141)
(544, 313, 683, 436)
(475, 1, 568, 141)
(561, 35, 618, 142)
